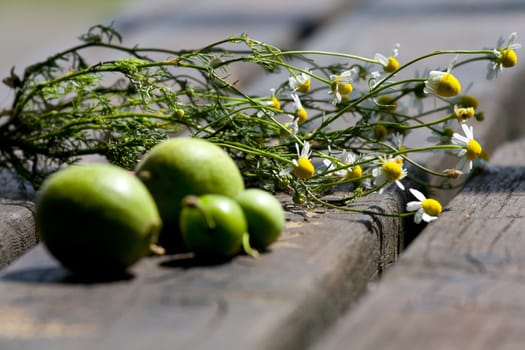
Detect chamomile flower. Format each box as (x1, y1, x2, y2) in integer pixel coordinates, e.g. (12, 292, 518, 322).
(451, 123, 483, 172)
(406, 188, 442, 224)
(389, 132, 407, 153)
(453, 104, 475, 123)
(267, 88, 281, 110)
(372, 155, 407, 192)
(329, 69, 356, 104)
(257, 88, 282, 118)
(424, 60, 461, 98)
(288, 69, 311, 93)
(323, 150, 362, 180)
(291, 141, 315, 179)
(278, 114, 299, 138)
(488, 32, 521, 79)
(291, 93, 308, 125)
(374, 43, 401, 73)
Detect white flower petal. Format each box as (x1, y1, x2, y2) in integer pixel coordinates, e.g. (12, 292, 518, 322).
(302, 141, 311, 158)
(422, 212, 438, 223)
(374, 53, 388, 66)
(291, 93, 303, 110)
(392, 43, 400, 56)
(507, 32, 518, 46)
(279, 167, 292, 176)
(370, 71, 381, 79)
(341, 69, 357, 79)
(461, 123, 474, 139)
(414, 209, 423, 224)
(323, 159, 333, 169)
(374, 173, 386, 186)
(409, 188, 427, 202)
(406, 201, 422, 211)
(452, 133, 469, 146)
(295, 143, 301, 157)
(372, 167, 382, 177)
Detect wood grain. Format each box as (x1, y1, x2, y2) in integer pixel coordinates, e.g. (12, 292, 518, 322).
(0, 192, 404, 350)
(314, 138, 525, 350)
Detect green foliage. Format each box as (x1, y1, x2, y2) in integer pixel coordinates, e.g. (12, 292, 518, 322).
(0, 25, 516, 219)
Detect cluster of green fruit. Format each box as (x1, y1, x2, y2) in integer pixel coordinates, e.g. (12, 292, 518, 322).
(35, 138, 285, 277)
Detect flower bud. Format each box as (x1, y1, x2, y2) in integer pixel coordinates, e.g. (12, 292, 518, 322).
(425, 71, 461, 97)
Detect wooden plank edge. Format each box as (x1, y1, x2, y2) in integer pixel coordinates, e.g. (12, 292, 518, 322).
(312, 137, 525, 350)
(0, 190, 405, 350)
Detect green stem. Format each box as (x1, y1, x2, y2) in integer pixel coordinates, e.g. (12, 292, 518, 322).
(215, 141, 294, 165)
(304, 186, 413, 218)
(242, 233, 259, 258)
(181, 195, 216, 231)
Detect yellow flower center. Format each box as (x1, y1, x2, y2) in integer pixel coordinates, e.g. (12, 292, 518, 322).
(271, 96, 281, 110)
(338, 83, 353, 95)
(293, 157, 315, 179)
(382, 160, 403, 182)
(346, 165, 362, 180)
(296, 107, 308, 125)
(466, 139, 482, 160)
(437, 73, 461, 97)
(499, 49, 518, 68)
(296, 79, 311, 93)
(421, 198, 442, 217)
(331, 78, 353, 96)
(384, 57, 399, 73)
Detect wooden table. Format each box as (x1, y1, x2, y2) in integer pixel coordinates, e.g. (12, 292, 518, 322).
(315, 138, 525, 350)
(0, 193, 404, 350)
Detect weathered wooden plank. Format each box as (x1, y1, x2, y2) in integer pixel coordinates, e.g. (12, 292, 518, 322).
(0, 1, 522, 349)
(0, 191, 404, 350)
(0, 200, 37, 270)
(313, 137, 525, 350)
